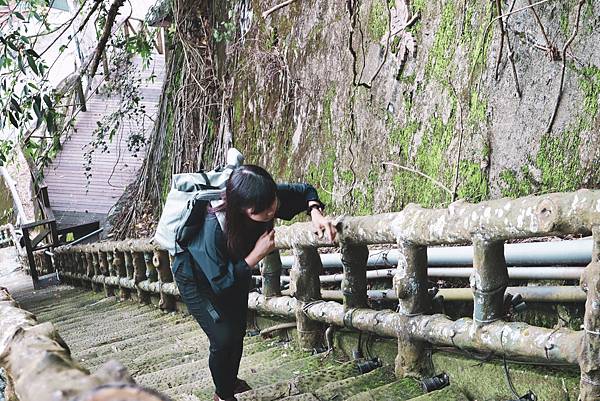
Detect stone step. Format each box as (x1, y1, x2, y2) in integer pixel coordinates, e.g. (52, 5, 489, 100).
(66, 315, 192, 361)
(408, 386, 470, 401)
(236, 360, 363, 401)
(85, 326, 204, 372)
(345, 378, 424, 401)
(278, 394, 320, 401)
(163, 344, 313, 398)
(5, 279, 431, 401)
(315, 366, 397, 400)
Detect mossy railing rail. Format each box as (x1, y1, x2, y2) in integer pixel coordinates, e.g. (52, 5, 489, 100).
(44, 189, 600, 400)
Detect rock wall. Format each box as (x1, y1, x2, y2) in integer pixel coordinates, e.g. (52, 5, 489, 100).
(224, 0, 600, 215)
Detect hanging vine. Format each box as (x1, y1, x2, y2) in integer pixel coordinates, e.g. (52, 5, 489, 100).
(109, 0, 234, 239)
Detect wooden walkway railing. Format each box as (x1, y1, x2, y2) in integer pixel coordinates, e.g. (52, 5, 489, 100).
(42, 189, 600, 400)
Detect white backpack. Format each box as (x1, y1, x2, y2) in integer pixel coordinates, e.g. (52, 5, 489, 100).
(153, 148, 244, 255)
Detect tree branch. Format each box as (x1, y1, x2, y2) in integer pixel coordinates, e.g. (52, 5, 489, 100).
(546, 0, 585, 134)
(86, 0, 126, 79)
(262, 0, 297, 19)
(382, 162, 453, 196)
(527, 0, 559, 61)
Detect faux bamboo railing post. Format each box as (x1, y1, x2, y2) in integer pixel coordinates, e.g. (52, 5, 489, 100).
(579, 226, 600, 400)
(471, 238, 508, 325)
(113, 250, 130, 301)
(124, 251, 134, 279)
(66, 252, 72, 279)
(340, 243, 368, 309)
(144, 252, 158, 283)
(77, 253, 85, 287)
(91, 251, 101, 292)
(106, 251, 115, 276)
(261, 250, 282, 297)
(67, 254, 75, 285)
(98, 250, 108, 275)
(290, 246, 323, 350)
(85, 251, 93, 284)
(153, 250, 175, 310)
(132, 251, 149, 303)
(99, 251, 114, 297)
(393, 242, 431, 377)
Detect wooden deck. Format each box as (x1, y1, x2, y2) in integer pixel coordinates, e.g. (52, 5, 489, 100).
(43, 55, 165, 228)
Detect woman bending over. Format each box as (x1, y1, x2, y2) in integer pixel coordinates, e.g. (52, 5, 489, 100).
(171, 165, 335, 401)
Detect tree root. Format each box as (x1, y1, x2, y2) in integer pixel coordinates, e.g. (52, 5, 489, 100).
(546, 0, 585, 134)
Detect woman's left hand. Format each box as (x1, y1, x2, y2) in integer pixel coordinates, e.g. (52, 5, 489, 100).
(310, 209, 336, 242)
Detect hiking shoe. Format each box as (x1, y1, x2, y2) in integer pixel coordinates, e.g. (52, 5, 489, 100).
(234, 378, 252, 394)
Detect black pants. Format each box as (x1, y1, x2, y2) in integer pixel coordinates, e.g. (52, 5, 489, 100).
(173, 253, 250, 399)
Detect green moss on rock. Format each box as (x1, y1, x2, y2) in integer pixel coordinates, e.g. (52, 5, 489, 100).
(368, 0, 389, 42)
(409, 386, 469, 401)
(456, 160, 488, 203)
(315, 367, 397, 400)
(346, 378, 423, 401)
(433, 352, 580, 401)
(426, 1, 457, 81)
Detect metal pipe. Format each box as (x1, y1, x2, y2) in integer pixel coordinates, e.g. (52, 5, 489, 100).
(66, 228, 104, 247)
(254, 266, 584, 284)
(279, 238, 593, 268)
(299, 286, 587, 303)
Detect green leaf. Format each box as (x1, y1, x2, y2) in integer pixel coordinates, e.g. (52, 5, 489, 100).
(25, 48, 39, 58)
(43, 94, 52, 108)
(6, 40, 18, 52)
(8, 112, 18, 128)
(17, 54, 25, 73)
(33, 95, 42, 120)
(0, 0, 7, 6)
(10, 97, 21, 113)
(27, 54, 38, 74)
(45, 111, 56, 134)
(14, 12, 25, 20)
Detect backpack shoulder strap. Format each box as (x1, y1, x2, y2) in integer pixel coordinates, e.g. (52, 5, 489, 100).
(210, 200, 226, 232)
(215, 211, 226, 233)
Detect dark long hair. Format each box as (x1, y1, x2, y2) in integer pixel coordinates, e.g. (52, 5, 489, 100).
(219, 165, 277, 261)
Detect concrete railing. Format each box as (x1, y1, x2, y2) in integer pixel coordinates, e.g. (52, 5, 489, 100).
(47, 189, 600, 400)
(0, 224, 26, 265)
(0, 224, 15, 248)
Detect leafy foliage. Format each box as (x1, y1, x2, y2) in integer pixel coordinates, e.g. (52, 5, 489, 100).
(82, 26, 155, 187)
(0, 0, 57, 143)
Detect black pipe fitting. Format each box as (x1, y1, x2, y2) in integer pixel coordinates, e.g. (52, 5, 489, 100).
(507, 390, 537, 401)
(356, 357, 382, 374)
(421, 372, 450, 393)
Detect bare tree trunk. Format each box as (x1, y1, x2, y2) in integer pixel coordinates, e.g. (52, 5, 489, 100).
(86, 0, 126, 79)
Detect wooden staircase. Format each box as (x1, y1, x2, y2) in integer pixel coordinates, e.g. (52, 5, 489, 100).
(43, 55, 165, 231)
